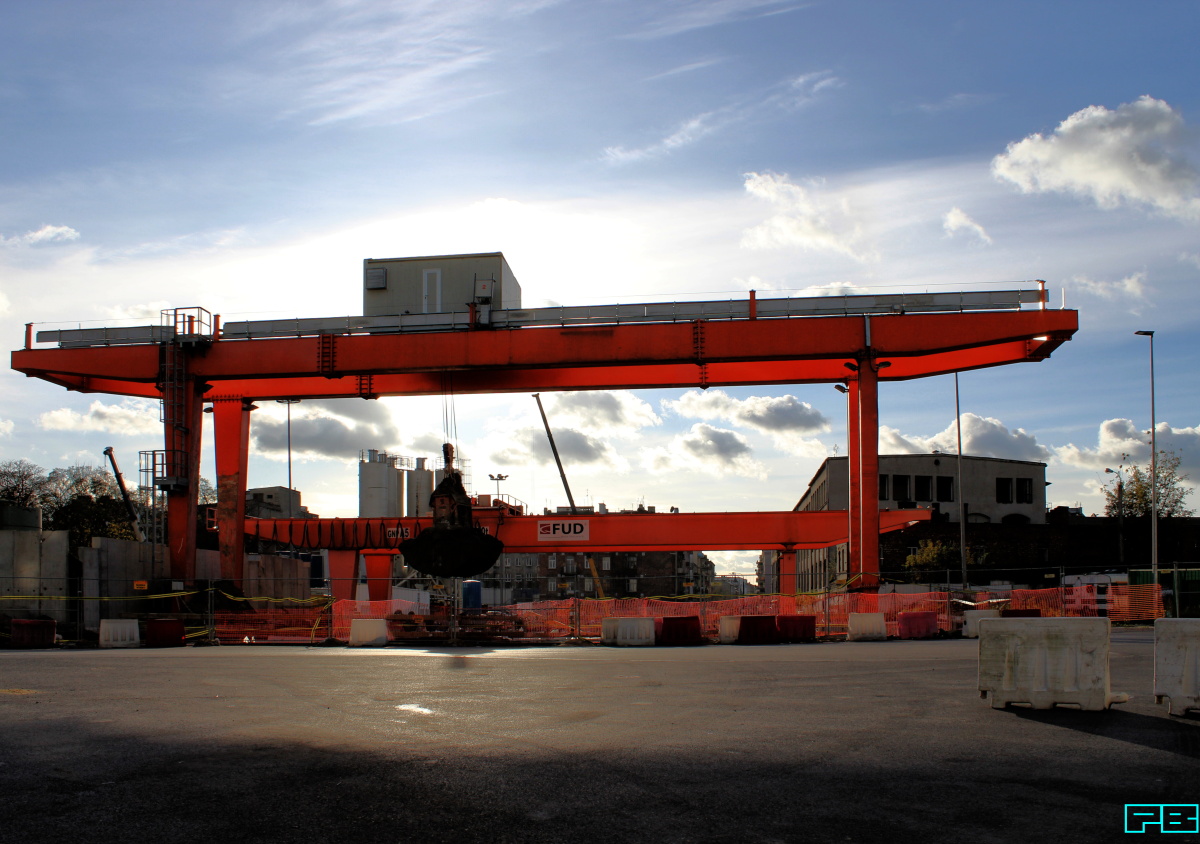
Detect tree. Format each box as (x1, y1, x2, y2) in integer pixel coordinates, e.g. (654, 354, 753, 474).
(45, 494, 138, 549)
(1104, 450, 1194, 518)
(904, 539, 987, 583)
(0, 459, 50, 509)
(42, 465, 119, 520)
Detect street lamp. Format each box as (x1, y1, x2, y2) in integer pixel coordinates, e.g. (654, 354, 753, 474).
(488, 473, 509, 500)
(1104, 467, 1124, 565)
(1134, 330, 1157, 588)
(276, 399, 301, 518)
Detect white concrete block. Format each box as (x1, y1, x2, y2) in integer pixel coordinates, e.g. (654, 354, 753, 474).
(348, 618, 389, 646)
(717, 615, 741, 645)
(601, 617, 656, 647)
(962, 609, 1001, 639)
(978, 617, 1128, 711)
(1154, 618, 1200, 716)
(99, 618, 140, 648)
(847, 612, 887, 641)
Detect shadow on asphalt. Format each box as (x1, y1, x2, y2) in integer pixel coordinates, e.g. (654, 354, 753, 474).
(1008, 705, 1200, 758)
(1, 715, 1194, 844)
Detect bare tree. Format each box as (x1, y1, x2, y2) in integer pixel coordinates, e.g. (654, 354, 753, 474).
(1104, 450, 1195, 518)
(0, 459, 50, 509)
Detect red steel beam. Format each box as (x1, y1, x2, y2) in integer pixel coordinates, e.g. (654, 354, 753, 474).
(12, 310, 1078, 400)
(243, 509, 930, 553)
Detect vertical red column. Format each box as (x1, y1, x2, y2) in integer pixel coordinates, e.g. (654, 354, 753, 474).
(777, 547, 797, 593)
(846, 379, 862, 583)
(328, 550, 359, 601)
(212, 399, 253, 586)
(362, 551, 394, 601)
(857, 362, 881, 589)
(165, 382, 203, 583)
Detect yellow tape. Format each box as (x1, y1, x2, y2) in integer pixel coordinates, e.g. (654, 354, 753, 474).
(0, 591, 200, 602)
(216, 590, 329, 606)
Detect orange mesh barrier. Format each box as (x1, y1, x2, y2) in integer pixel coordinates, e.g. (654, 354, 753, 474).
(1106, 584, 1164, 622)
(211, 585, 1165, 644)
(212, 608, 331, 644)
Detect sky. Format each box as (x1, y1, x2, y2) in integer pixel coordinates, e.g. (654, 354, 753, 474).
(2, 1, 1198, 577)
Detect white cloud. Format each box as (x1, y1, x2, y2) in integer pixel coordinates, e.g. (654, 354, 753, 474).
(1, 224, 80, 247)
(942, 207, 992, 244)
(879, 413, 1051, 462)
(38, 399, 161, 435)
(740, 171, 877, 262)
(642, 423, 765, 477)
(603, 112, 722, 164)
(252, 400, 403, 461)
(624, 1, 807, 39)
(546, 391, 661, 436)
(0, 419, 13, 437)
(489, 425, 629, 472)
(1055, 418, 1200, 480)
(603, 72, 838, 165)
(664, 389, 829, 456)
(992, 96, 1200, 219)
(1068, 272, 1147, 302)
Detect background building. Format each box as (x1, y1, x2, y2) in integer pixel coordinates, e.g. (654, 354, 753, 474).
(783, 454, 1047, 591)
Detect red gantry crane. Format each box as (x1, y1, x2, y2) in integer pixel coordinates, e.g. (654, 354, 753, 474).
(12, 286, 1077, 598)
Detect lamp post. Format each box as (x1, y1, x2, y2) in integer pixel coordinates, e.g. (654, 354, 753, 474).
(1104, 467, 1125, 566)
(1134, 330, 1157, 589)
(488, 473, 508, 500)
(276, 399, 300, 518)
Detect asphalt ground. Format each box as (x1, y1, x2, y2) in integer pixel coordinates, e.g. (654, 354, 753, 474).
(1, 630, 1197, 844)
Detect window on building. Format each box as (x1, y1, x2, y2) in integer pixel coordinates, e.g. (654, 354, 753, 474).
(601, 556, 611, 571)
(879, 474, 890, 500)
(547, 577, 556, 592)
(628, 578, 637, 592)
(914, 475, 933, 502)
(584, 577, 593, 591)
(892, 475, 911, 502)
(548, 555, 557, 570)
(996, 477, 1014, 504)
(936, 476, 954, 502)
(1016, 477, 1034, 504)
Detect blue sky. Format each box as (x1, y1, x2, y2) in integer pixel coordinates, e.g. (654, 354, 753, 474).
(2, 1, 1198, 575)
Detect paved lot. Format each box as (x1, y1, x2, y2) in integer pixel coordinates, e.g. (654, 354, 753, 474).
(1, 630, 1197, 843)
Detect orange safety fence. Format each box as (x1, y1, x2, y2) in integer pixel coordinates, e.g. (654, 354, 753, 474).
(1105, 584, 1165, 622)
(212, 607, 331, 644)
(208, 585, 1165, 643)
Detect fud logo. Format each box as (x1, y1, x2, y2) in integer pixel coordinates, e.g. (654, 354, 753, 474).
(537, 520, 590, 541)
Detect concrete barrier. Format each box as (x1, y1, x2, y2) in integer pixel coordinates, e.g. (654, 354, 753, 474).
(10, 619, 56, 649)
(348, 618, 389, 646)
(847, 612, 887, 641)
(897, 611, 939, 639)
(776, 614, 817, 643)
(601, 617, 655, 647)
(962, 609, 1001, 638)
(736, 615, 780, 645)
(1154, 618, 1200, 716)
(657, 615, 703, 646)
(978, 617, 1128, 711)
(717, 615, 741, 644)
(99, 619, 140, 648)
